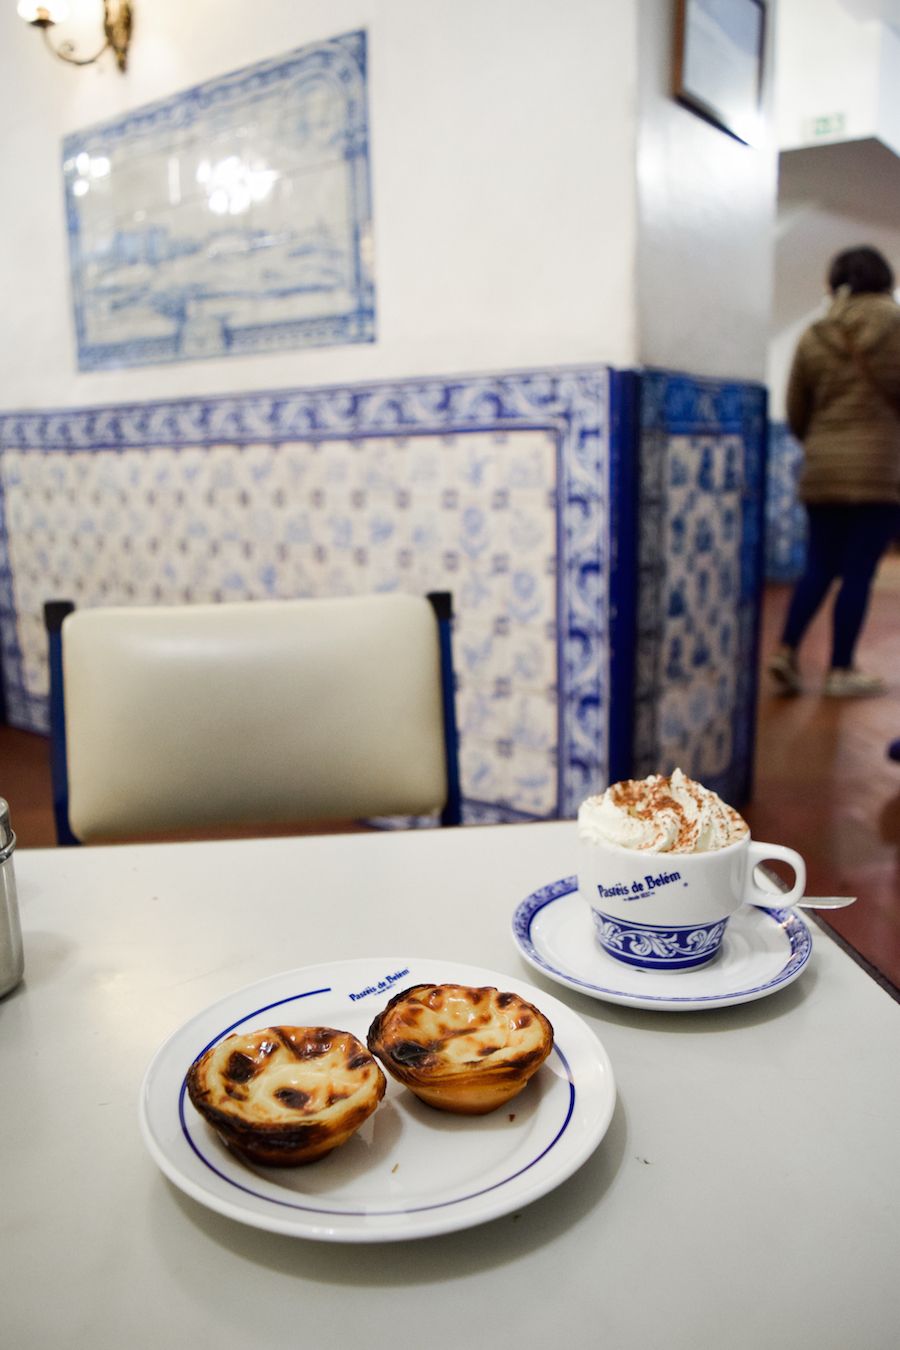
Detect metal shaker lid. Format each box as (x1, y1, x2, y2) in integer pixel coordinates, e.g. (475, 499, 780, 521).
(0, 798, 13, 853)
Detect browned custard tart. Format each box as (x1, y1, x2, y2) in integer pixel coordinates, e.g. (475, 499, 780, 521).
(367, 983, 554, 1115)
(185, 1025, 386, 1166)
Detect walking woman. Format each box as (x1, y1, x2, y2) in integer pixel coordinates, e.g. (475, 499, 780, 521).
(769, 245, 900, 696)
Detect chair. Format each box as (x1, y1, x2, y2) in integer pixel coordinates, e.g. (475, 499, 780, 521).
(43, 592, 461, 845)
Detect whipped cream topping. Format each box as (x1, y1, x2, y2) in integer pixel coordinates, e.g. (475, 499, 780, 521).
(577, 769, 749, 854)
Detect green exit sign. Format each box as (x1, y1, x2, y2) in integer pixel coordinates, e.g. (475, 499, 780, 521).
(811, 112, 847, 137)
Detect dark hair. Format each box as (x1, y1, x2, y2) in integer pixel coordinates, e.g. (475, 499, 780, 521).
(828, 246, 895, 295)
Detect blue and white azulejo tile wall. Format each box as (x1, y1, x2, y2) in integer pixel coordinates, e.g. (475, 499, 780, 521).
(0, 364, 772, 817)
(0, 368, 611, 823)
(765, 421, 807, 582)
(630, 371, 768, 809)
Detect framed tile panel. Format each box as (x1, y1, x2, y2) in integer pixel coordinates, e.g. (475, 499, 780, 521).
(62, 31, 375, 370)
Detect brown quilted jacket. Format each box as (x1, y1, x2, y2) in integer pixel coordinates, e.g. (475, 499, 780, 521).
(786, 290, 900, 504)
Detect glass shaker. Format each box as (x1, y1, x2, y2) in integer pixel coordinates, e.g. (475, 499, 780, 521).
(0, 797, 24, 996)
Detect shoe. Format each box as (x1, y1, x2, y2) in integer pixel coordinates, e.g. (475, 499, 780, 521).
(768, 651, 802, 695)
(823, 668, 886, 698)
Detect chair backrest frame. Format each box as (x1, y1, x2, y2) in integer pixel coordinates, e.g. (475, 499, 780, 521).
(45, 599, 78, 847)
(427, 591, 462, 828)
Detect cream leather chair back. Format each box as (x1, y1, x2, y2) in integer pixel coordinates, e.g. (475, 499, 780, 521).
(45, 593, 460, 843)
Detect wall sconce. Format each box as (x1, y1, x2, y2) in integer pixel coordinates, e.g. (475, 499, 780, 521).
(17, 1, 133, 73)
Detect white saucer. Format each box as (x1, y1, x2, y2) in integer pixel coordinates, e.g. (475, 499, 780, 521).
(139, 956, 616, 1242)
(512, 877, 814, 1011)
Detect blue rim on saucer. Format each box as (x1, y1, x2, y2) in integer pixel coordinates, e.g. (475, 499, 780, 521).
(512, 876, 813, 1011)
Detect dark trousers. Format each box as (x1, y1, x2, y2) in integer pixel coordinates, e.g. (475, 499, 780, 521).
(781, 503, 899, 668)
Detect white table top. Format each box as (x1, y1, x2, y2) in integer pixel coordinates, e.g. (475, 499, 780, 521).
(4, 821, 899, 1349)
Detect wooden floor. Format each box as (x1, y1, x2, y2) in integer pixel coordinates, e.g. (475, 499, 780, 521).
(1, 559, 897, 990)
(743, 552, 900, 996)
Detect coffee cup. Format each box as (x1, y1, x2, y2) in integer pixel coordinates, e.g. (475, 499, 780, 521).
(578, 833, 806, 972)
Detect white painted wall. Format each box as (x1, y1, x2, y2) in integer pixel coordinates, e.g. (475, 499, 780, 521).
(876, 21, 900, 156)
(775, 0, 900, 156)
(634, 0, 780, 381)
(0, 0, 787, 409)
(768, 3, 900, 415)
(0, 0, 639, 410)
(767, 138, 900, 415)
(775, 0, 882, 149)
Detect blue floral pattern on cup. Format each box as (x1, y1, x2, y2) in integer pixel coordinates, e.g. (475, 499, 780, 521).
(591, 910, 728, 971)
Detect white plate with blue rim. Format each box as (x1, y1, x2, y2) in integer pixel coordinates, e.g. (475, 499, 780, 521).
(512, 877, 814, 1012)
(139, 956, 615, 1242)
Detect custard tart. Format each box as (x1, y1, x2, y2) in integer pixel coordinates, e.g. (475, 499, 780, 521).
(185, 1025, 386, 1166)
(367, 983, 554, 1114)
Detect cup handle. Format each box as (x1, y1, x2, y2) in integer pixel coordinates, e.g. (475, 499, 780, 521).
(744, 841, 806, 909)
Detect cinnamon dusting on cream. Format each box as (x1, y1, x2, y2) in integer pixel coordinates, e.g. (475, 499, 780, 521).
(578, 769, 748, 853)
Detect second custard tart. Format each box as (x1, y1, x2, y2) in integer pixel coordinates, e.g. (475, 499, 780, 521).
(367, 983, 554, 1114)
